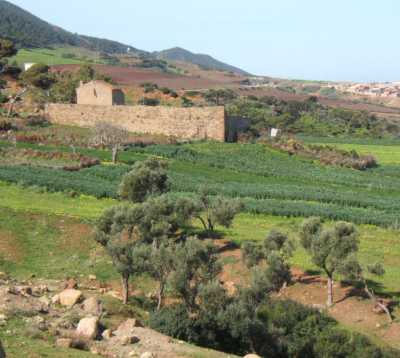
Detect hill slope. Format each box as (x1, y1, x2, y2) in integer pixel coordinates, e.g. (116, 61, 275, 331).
(154, 47, 250, 75)
(0, 0, 143, 54)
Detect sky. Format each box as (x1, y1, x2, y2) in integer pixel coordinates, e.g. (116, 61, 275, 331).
(8, 0, 400, 82)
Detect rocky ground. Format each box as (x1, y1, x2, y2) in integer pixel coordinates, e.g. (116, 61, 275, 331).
(0, 272, 241, 358)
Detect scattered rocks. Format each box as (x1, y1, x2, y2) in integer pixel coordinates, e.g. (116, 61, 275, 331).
(56, 337, 73, 349)
(32, 284, 48, 296)
(119, 335, 140, 346)
(76, 316, 99, 340)
(59, 289, 83, 307)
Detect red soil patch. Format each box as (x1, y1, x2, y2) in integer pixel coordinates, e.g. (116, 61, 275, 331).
(51, 64, 241, 90)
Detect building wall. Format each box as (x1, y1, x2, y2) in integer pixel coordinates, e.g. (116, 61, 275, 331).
(76, 82, 114, 106)
(45, 104, 226, 141)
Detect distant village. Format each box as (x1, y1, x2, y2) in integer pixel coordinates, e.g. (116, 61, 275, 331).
(334, 82, 400, 98)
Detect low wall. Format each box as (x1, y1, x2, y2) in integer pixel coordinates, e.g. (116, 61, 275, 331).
(45, 104, 226, 141)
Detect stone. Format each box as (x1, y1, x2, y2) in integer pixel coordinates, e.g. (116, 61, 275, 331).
(76, 316, 99, 340)
(88, 275, 97, 281)
(101, 329, 112, 340)
(244, 355, 262, 358)
(114, 319, 142, 337)
(140, 353, 156, 358)
(83, 297, 102, 315)
(39, 296, 51, 307)
(51, 294, 60, 304)
(56, 338, 73, 349)
(59, 289, 83, 307)
(119, 335, 140, 346)
(32, 285, 48, 296)
(64, 278, 78, 290)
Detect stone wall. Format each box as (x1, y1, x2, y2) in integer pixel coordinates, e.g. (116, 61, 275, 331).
(45, 104, 226, 141)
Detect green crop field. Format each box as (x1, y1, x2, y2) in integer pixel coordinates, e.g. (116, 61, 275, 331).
(10, 47, 108, 66)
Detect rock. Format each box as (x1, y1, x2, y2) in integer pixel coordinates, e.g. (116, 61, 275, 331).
(119, 335, 140, 346)
(114, 319, 143, 337)
(51, 294, 60, 304)
(141, 353, 156, 358)
(88, 275, 97, 281)
(101, 329, 112, 340)
(64, 278, 78, 289)
(15, 286, 32, 297)
(76, 316, 99, 340)
(59, 289, 83, 307)
(0, 272, 8, 280)
(83, 297, 102, 315)
(32, 285, 48, 296)
(244, 355, 262, 358)
(56, 338, 73, 348)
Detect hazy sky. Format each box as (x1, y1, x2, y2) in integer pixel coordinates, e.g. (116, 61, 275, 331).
(8, 0, 400, 82)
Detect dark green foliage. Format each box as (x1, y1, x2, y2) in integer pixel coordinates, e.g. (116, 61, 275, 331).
(141, 82, 159, 93)
(141, 97, 160, 106)
(20, 63, 54, 89)
(119, 158, 170, 203)
(203, 88, 237, 106)
(181, 96, 194, 107)
(226, 96, 398, 138)
(76, 64, 95, 83)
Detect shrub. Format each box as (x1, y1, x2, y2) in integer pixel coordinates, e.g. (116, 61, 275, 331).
(141, 97, 160, 106)
(0, 119, 13, 131)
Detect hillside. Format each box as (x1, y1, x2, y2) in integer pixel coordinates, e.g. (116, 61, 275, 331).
(154, 47, 250, 75)
(0, 0, 143, 54)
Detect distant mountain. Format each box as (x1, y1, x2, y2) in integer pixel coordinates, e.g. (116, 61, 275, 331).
(0, 0, 143, 54)
(154, 47, 250, 76)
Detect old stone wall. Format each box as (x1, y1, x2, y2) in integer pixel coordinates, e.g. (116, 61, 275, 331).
(45, 104, 226, 141)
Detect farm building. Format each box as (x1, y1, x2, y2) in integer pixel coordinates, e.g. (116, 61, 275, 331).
(76, 80, 125, 106)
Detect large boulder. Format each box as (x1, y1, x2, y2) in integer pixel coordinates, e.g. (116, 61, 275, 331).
(113, 319, 142, 337)
(83, 297, 102, 315)
(59, 289, 83, 307)
(76, 316, 99, 340)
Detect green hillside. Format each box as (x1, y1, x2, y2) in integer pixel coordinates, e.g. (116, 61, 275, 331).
(0, 0, 143, 54)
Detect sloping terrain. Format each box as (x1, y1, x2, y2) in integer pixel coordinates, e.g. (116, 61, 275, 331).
(155, 47, 250, 75)
(0, 0, 142, 54)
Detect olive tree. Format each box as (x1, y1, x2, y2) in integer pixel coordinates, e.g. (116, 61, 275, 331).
(242, 230, 295, 291)
(119, 158, 170, 203)
(194, 187, 243, 232)
(300, 217, 359, 307)
(203, 88, 237, 106)
(91, 121, 129, 163)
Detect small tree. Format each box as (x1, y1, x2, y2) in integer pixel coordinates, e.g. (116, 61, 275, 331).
(170, 237, 222, 313)
(77, 64, 95, 83)
(194, 188, 243, 232)
(300, 218, 359, 307)
(20, 63, 54, 89)
(0, 38, 17, 74)
(91, 121, 129, 163)
(119, 158, 170, 203)
(95, 205, 146, 304)
(242, 230, 294, 291)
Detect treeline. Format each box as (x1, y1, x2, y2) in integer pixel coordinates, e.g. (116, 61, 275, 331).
(225, 95, 399, 138)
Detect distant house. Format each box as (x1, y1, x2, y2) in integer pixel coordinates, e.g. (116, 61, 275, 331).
(76, 80, 125, 106)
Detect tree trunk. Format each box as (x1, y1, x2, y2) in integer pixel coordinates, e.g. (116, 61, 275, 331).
(112, 146, 118, 164)
(364, 279, 392, 323)
(197, 216, 208, 231)
(327, 276, 334, 307)
(121, 275, 129, 305)
(157, 283, 165, 311)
